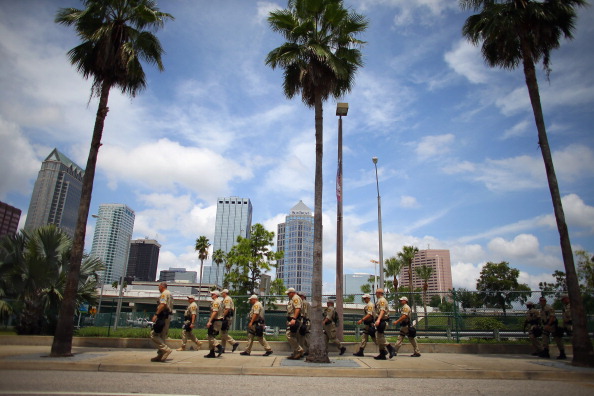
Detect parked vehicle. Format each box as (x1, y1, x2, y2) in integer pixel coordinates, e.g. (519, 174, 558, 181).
(126, 318, 153, 328)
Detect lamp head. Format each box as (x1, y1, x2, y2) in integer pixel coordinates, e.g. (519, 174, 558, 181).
(372, 157, 378, 164)
(336, 102, 349, 116)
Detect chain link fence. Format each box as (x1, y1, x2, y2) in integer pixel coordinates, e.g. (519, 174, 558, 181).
(79, 290, 593, 342)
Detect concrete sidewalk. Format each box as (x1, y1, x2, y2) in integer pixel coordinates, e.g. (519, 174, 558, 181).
(0, 343, 592, 382)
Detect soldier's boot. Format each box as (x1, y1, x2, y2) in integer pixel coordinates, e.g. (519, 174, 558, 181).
(194, 341, 203, 349)
(339, 346, 346, 355)
(387, 344, 396, 359)
(352, 348, 365, 357)
(176, 346, 186, 351)
(556, 351, 567, 360)
(150, 355, 162, 362)
(263, 350, 273, 356)
(373, 350, 388, 360)
(240, 351, 250, 356)
(216, 344, 224, 357)
(204, 350, 216, 358)
(232, 342, 240, 352)
(540, 349, 550, 358)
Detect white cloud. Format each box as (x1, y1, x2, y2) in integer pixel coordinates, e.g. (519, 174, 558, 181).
(415, 134, 455, 160)
(0, 117, 40, 199)
(444, 40, 490, 84)
(540, 194, 594, 233)
(98, 139, 253, 202)
(488, 234, 540, 258)
(502, 119, 531, 140)
(451, 262, 485, 289)
(399, 195, 419, 208)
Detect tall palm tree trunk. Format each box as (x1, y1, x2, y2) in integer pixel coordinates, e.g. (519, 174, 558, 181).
(51, 81, 110, 357)
(307, 94, 329, 363)
(520, 40, 593, 365)
(423, 285, 428, 330)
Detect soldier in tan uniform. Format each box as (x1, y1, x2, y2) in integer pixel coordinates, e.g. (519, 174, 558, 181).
(554, 295, 571, 359)
(297, 291, 311, 356)
(177, 295, 202, 351)
(539, 296, 556, 358)
(150, 282, 173, 362)
(240, 295, 273, 356)
(353, 294, 376, 356)
(220, 289, 240, 353)
(524, 301, 543, 356)
(204, 290, 224, 358)
(285, 287, 304, 359)
(323, 299, 346, 355)
(373, 288, 396, 360)
(392, 296, 420, 357)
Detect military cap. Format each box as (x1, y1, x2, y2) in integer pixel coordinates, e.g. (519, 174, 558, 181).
(222, 288, 229, 294)
(210, 290, 220, 296)
(362, 294, 371, 299)
(187, 295, 196, 300)
(285, 287, 296, 294)
(399, 296, 408, 302)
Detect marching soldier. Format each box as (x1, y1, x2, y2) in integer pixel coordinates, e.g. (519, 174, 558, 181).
(353, 293, 376, 357)
(524, 301, 543, 356)
(177, 295, 202, 351)
(539, 296, 556, 358)
(220, 289, 240, 353)
(323, 299, 346, 355)
(204, 290, 224, 358)
(373, 288, 396, 360)
(240, 295, 273, 356)
(285, 287, 304, 359)
(554, 295, 571, 359)
(150, 282, 173, 362)
(392, 296, 421, 357)
(297, 291, 311, 356)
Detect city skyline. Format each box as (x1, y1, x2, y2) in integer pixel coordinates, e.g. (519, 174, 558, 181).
(1, 2, 593, 293)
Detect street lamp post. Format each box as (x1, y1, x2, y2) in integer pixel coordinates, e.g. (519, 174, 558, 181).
(335, 102, 348, 339)
(372, 157, 384, 290)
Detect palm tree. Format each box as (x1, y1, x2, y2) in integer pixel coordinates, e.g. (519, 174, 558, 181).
(266, 0, 367, 364)
(51, 0, 173, 357)
(0, 225, 103, 335)
(212, 249, 226, 287)
(384, 256, 405, 295)
(398, 245, 419, 311)
(460, 0, 592, 366)
(415, 264, 433, 330)
(195, 235, 211, 322)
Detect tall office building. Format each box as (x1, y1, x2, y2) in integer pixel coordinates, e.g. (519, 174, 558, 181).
(24, 149, 84, 238)
(276, 201, 314, 296)
(90, 204, 135, 284)
(203, 196, 252, 285)
(0, 201, 21, 239)
(159, 268, 197, 283)
(126, 238, 161, 282)
(399, 249, 453, 293)
(344, 273, 373, 296)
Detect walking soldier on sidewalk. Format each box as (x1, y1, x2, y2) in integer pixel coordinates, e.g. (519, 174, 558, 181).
(524, 301, 544, 356)
(285, 287, 304, 359)
(539, 296, 556, 358)
(177, 295, 202, 351)
(240, 295, 273, 356)
(354, 294, 376, 356)
(323, 299, 346, 355)
(220, 289, 240, 353)
(150, 282, 173, 362)
(204, 290, 224, 358)
(392, 296, 421, 357)
(373, 288, 396, 360)
(297, 291, 311, 356)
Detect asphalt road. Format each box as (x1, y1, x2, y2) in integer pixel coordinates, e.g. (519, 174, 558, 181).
(0, 370, 593, 396)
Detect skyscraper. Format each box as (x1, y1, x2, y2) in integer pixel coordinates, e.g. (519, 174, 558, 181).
(204, 196, 252, 285)
(399, 249, 453, 294)
(276, 201, 314, 295)
(90, 204, 135, 284)
(24, 149, 84, 238)
(0, 201, 21, 239)
(126, 238, 161, 282)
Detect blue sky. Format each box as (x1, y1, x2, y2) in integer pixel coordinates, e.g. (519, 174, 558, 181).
(1, 0, 593, 292)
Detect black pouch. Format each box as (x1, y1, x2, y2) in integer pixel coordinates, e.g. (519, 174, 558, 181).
(153, 318, 165, 333)
(408, 326, 417, 338)
(367, 324, 376, 338)
(299, 320, 308, 336)
(222, 319, 229, 331)
(532, 326, 543, 337)
(255, 324, 265, 337)
(207, 325, 219, 337)
(377, 320, 387, 334)
(289, 320, 300, 333)
(183, 323, 192, 332)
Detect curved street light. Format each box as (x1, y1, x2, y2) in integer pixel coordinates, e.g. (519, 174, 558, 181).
(372, 157, 384, 290)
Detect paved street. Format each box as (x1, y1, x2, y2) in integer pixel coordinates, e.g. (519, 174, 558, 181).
(1, 370, 594, 396)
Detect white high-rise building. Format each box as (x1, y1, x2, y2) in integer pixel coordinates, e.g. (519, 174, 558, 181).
(276, 201, 314, 296)
(203, 196, 252, 285)
(90, 204, 135, 284)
